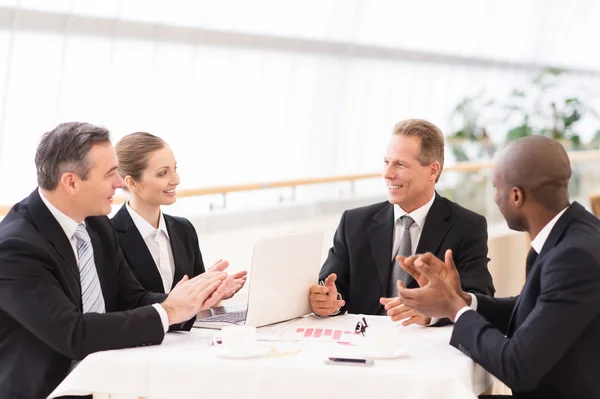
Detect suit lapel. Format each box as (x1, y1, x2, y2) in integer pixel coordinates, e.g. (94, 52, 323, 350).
(165, 215, 192, 288)
(367, 204, 395, 290)
(535, 202, 580, 265)
(507, 203, 578, 334)
(28, 189, 80, 281)
(112, 205, 165, 293)
(415, 193, 451, 256)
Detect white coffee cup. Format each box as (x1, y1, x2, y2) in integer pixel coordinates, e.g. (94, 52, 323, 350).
(217, 326, 257, 353)
(365, 326, 400, 356)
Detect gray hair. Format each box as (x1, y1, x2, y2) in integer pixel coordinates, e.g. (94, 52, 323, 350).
(35, 122, 111, 190)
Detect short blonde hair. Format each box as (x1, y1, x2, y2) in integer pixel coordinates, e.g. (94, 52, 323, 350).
(393, 119, 445, 182)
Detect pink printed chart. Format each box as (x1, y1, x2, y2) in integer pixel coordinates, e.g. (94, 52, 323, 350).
(295, 327, 354, 341)
(257, 325, 365, 345)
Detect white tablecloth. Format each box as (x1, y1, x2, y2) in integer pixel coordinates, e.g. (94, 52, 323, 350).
(49, 315, 491, 399)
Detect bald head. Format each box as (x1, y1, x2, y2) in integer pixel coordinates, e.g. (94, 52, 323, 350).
(495, 136, 571, 209)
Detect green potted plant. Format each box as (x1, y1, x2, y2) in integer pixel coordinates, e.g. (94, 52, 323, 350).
(449, 90, 494, 142)
(504, 67, 600, 149)
(448, 90, 497, 162)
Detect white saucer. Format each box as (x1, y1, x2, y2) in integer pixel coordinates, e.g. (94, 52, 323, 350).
(216, 346, 265, 359)
(362, 348, 407, 359)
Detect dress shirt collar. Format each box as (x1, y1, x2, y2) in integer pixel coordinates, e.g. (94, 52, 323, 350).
(126, 201, 169, 240)
(38, 188, 80, 240)
(393, 192, 436, 229)
(530, 206, 569, 253)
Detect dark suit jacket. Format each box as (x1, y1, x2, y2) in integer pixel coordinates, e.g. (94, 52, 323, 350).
(111, 204, 206, 293)
(451, 202, 600, 398)
(319, 193, 495, 315)
(0, 189, 173, 399)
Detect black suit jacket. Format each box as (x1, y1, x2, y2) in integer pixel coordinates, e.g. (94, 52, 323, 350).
(319, 193, 495, 315)
(0, 189, 172, 399)
(451, 202, 600, 398)
(111, 204, 206, 293)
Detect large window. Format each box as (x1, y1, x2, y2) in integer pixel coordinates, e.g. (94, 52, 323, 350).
(1, 0, 599, 209)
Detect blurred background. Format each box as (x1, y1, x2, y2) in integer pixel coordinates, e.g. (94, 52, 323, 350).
(3, 3, 600, 394)
(1, 0, 600, 295)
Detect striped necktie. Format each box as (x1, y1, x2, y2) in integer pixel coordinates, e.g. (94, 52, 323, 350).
(389, 215, 415, 297)
(74, 223, 106, 313)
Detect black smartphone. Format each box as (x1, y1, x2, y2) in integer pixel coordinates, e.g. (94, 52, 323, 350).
(324, 357, 374, 366)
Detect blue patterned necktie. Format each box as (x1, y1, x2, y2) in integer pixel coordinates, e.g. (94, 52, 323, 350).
(389, 215, 415, 297)
(74, 223, 105, 313)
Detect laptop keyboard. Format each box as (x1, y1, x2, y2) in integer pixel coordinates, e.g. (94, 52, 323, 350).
(199, 310, 247, 324)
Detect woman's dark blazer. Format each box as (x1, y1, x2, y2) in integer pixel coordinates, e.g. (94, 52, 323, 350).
(111, 204, 206, 293)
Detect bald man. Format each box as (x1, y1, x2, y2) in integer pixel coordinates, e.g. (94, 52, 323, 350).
(393, 136, 600, 398)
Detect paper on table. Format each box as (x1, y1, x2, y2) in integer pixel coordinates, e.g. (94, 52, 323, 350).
(258, 326, 366, 345)
(256, 314, 415, 345)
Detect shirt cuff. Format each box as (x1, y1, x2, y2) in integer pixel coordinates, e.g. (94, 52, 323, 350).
(454, 293, 478, 322)
(454, 306, 472, 322)
(468, 293, 478, 311)
(152, 304, 169, 333)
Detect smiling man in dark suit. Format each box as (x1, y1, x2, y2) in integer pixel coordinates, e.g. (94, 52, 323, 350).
(396, 135, 600, 398)
(309, 119, 495, 325)
(0, 122, 234, 399)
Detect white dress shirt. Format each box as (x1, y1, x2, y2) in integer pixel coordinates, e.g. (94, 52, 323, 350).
(530, 207, 569, 254)
(454, 206, 570, 322)
(125, 203, 175, 294)
(38, 189, 169, 333)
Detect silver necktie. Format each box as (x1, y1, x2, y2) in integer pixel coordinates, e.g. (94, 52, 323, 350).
(74, 223, 106, 313)
(389, 215, 415, 297)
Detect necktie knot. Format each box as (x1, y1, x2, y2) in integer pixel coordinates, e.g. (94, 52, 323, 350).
(526, 247, 538, 266)
(400, 215, 415, 231)
(525, 247, 538, 278)
(74, 223, 91, 244)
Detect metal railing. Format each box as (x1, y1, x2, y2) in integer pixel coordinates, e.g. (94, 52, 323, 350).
(1, 150, 599, 216)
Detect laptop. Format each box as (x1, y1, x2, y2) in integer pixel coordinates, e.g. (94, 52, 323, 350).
(193, 230, 324, 329)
